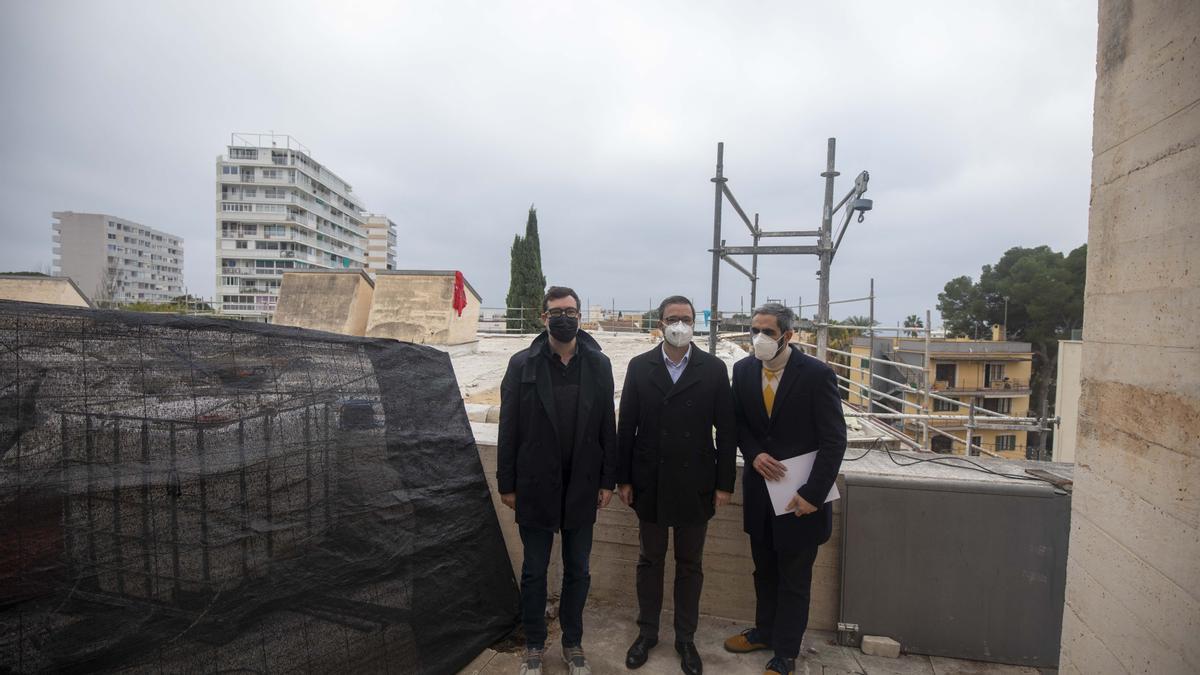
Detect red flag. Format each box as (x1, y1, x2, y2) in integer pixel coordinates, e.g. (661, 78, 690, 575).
(453, 271, 468, 317)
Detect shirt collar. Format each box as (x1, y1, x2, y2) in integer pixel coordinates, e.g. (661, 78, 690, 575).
(662, 343, 692, 368)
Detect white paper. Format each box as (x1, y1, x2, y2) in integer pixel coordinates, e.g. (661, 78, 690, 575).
(765, 452, 840, 516)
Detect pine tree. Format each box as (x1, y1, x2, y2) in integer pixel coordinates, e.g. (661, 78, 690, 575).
(505, 206, 546, 333)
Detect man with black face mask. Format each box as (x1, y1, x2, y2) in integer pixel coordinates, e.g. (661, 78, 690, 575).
(497, 285, 617, 675)
(723, 303, 846, 675)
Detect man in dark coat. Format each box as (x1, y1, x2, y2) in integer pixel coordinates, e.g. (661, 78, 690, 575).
(616, 295, 737, 675)
(723, 303, 847, 675)
(497, 285, 617, 675)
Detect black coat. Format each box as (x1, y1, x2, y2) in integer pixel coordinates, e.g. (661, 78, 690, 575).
(617, 344, 737, 527)
(496, 330, 618, 531)
(732, 347, 847, 551)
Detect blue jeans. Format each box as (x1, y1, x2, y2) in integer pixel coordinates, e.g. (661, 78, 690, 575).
(519, 523, 593, 649)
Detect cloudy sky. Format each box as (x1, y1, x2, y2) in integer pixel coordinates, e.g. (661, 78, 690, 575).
(0, 1, 1097, 326)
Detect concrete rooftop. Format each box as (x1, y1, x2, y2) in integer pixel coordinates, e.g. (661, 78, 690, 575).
(459, 602, 1051, 675)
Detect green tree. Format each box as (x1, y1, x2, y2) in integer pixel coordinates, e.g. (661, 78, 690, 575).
(903, 314, 924, 337)
(936, 244, 1088, 446)
(505, 205, 547, 333)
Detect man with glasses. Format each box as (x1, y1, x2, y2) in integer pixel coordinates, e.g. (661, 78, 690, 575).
(723, 303, 846, 675)
(616, 295, 736, 675)
(497, 286, 617, 675)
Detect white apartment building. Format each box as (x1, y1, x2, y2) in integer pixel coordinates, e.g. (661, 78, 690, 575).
(215, 133, 375, 319)
(52, 211, 185, 304)
(362, 213, 397, 274)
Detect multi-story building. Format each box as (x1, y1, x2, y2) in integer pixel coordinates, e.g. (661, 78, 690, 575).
(52, 211, 185, 304)
(362, 213, 397, 274)
(848, 326, 1035, 459)
(215, 133, 372, 319)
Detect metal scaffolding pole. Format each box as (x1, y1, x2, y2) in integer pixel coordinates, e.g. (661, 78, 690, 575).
(816, 138, 838, 362)
(709, 142, 726, 354)
(750, 213, 760, 311)
(922, 309, 932, 451)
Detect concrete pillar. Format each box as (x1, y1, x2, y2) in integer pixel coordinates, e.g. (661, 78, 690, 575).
(1058, 2, 1200, 673)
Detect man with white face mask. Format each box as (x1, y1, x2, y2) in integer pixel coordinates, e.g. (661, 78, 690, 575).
(723, 303, 846, 675)
(617, 295, 736, 675)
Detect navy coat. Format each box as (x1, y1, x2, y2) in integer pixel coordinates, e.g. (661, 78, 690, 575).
(616, 344, 737, 527)
(496, 330, 618, 531)
(732, 347, 847, 551)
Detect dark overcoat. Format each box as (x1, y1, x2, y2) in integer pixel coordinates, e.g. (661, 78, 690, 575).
(732, 347, 847, 551)
(617, 344, 737, 527)
(496, 330, 618, 531)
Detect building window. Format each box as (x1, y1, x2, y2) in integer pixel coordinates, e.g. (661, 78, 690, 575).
(997, 435, 1017, 451)
(935, 363, 956, 386)
(262, 169, 281, 179)
(230, 148, 258, 159)
(934, 397, 958, 412)
(931, 436, 953, 453)
(223, 203, 253, 212)
(236, 241, 248, 249)
(242, 187, 257, 197)
(222, 165, 240, 175)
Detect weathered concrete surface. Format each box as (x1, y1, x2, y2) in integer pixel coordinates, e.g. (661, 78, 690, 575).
(272, 269, 374, 335)
(366, 270, 481, 345)
(0, 275, 91, 307)
(1059, 2, 1200, 673)
(459, 606, 1041, 675)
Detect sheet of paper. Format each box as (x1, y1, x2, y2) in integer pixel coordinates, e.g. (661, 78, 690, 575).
(765, 451, 841, 516)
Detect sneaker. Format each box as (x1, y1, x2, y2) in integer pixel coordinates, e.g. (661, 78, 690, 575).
(561, 644, 592, 675)
(724, 628, 770, 653)
(518, 646, 543, 675)
(764, 655, 795, 675)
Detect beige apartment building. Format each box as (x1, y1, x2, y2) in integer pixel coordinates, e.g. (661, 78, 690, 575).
(849, 328, 1034, 459)
(362, 213, 397, 274)
(52, 211, 184, 304)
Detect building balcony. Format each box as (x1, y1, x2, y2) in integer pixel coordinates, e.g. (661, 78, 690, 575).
(932, 378, 1030, 394)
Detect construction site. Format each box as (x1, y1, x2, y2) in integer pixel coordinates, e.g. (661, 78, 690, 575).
(2, 2, 1198, 674)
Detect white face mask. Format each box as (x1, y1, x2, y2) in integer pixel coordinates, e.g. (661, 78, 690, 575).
(752, 333, 784, 361)
(663, 321, 693, 348)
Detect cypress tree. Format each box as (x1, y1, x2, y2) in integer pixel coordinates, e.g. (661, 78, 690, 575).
(505, 206, 546, 333)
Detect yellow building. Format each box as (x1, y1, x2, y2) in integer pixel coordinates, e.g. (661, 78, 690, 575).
(848, 328, 1034, 459)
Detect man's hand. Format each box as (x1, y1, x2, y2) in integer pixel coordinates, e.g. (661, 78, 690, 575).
(598, 488, 613, 509)
(753, 453, 788, 481)
(786, 493, 817, 517)
(617, 484, 633, 507)
(500, 492, 516, 510)
(714, 490, 732, 509)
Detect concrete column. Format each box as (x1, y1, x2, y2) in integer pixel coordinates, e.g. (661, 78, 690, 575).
(1058, 2, 1200, 673)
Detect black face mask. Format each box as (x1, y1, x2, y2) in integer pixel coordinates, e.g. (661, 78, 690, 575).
(547, 314, 579, 343)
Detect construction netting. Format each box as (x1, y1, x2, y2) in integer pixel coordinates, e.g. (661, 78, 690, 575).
(0, 301, 519, 674)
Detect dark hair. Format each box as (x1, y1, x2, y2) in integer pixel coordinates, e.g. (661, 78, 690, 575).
(543, 286, 581, 312)
(657, 295, 695, 320)
(754, 302, 795, 333)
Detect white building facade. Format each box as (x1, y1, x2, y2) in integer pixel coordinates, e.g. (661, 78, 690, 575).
(52, 211, 184, 304)
(362, 213, 397, 274)
(215, 133, 374, 319)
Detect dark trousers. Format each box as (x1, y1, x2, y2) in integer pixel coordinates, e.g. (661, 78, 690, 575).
(518, 523, 593, 650)
(751, 535, 819, 659)
(636, 520, 708, 643)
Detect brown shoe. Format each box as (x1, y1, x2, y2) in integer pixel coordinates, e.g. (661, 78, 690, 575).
(723, 628, 770, 653)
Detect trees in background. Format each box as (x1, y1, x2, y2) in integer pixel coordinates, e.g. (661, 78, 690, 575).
(936, 244, 1087, 446)
(505, 206, 547, 333)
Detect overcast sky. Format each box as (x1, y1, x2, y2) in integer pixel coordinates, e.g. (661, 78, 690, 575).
(0, 1, 1097, 326)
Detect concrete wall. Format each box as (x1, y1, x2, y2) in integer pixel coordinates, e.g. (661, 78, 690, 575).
(476, 442, 843, 631)
(1052, 340, 1082, 464)
(366, 271, 481, 345)
(1059, 2, 1200, 673)
(0, 276, 91, 307)
(272, 270, 374, 336)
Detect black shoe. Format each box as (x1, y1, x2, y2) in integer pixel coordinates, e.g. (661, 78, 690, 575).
(676, 641, 702, 675)
(764, 655, 795, 675)
(625, 636, 657, 669)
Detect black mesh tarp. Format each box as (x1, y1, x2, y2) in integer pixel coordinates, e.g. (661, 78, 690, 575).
(0, 301, 519, 673)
